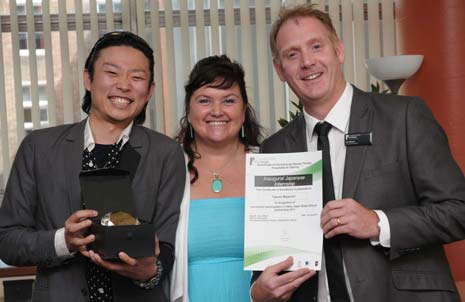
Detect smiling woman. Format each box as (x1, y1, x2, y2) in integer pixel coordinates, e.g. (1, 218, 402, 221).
(177, 55, 263, 186)
(171, 55, 263, 302)
(188, 84, 246, 148)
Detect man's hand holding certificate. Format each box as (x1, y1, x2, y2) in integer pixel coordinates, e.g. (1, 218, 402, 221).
(244, 152, 323, 271)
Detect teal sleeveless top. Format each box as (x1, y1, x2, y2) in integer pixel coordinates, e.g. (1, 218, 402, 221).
(187, 197, 250, 302)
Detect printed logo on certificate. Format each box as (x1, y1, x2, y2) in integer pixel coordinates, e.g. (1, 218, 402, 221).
(244, 152, 323, 271)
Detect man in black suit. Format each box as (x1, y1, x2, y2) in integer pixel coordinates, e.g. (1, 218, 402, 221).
(0, 32, 185, 302)
(251, 4, 465, 302)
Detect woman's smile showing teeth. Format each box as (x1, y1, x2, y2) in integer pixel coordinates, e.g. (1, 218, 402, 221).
(208, 121, 228, 125)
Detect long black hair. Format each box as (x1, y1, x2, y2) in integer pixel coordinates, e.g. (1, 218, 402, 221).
(176, 54, 263, 184)
(81, 31, 154, 124)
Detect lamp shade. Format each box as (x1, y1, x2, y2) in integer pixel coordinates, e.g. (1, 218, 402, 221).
(365, 55, 423, 80)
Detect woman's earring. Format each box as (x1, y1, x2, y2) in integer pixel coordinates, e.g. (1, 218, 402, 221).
(240, 125, 245, 138)
(189, 124, 194, 139)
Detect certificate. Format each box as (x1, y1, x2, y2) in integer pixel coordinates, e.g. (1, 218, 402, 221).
(244, 152, 323, 271)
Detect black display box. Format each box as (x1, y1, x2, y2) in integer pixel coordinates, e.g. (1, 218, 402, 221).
(79, 168, 155, 260)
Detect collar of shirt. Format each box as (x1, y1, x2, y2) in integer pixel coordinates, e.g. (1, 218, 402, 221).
(83, 119, 133, 152)
(303, 82, 353, 144)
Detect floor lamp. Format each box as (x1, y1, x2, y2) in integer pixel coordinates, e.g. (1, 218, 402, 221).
(365, 55, 423, 94)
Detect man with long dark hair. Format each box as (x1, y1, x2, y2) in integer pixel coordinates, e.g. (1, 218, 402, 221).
(0, 31, 185, 302)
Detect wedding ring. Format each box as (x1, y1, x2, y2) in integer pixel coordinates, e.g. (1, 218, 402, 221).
(336, 217, 341, 226)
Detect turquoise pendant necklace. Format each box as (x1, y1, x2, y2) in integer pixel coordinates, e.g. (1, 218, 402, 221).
(211, 172, 223, 193)
(200, 143, 242, 193)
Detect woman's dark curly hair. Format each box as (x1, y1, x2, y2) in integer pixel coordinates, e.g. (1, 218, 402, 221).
(176, 54, 263, 184)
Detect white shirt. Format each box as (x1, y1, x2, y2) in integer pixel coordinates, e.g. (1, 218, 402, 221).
(54, 119, 133, 257)
(303, 82, 390, 302)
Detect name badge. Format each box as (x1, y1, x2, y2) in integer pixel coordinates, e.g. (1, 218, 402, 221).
(345, 132, 372, 146)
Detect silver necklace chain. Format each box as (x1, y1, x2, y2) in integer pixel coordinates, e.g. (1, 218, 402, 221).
(197, 144, 242, 193)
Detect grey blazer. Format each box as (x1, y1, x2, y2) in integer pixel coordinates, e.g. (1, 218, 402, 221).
(0, 120, 186, 302)
(253, 86, 465, 302)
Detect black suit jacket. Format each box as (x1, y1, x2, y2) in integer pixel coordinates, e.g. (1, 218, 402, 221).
(0, 120, 186, 302)
(253, 86, 465, 302)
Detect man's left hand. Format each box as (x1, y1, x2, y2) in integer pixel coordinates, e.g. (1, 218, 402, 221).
(88, 237, 161, 281)
(88, 251, 158, 281)
(321, 198, 379, 239)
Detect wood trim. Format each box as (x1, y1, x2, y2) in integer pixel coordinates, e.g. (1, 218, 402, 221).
(0, 267, 36, 278)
